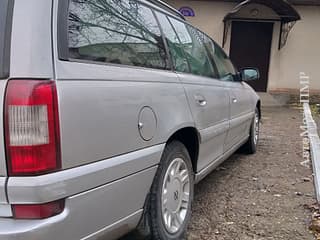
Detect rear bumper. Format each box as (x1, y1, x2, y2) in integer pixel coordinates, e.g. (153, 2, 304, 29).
(0, 210, 142, 240)
(0, 166, 157, 240)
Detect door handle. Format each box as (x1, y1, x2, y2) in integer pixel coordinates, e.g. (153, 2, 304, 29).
(232, 98, 238, 103)
(195, 95, 207, 107)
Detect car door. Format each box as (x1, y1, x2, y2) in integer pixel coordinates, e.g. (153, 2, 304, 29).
(156, 13, 230, 172)
(210, 41, 254, 150)
(225, 81, 255, 149)
(178, 76, 230, 172)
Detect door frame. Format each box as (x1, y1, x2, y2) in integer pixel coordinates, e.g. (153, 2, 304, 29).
(229, 20, 274, 92)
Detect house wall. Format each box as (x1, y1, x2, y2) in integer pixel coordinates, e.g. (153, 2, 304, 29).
(164, 0, 320, 92)
(275, 6, 320, 92)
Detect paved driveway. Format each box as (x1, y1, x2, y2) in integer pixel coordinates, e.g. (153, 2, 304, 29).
(124, 107, 315, 240)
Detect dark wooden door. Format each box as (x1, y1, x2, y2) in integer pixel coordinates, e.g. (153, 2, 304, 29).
(230, 21, 273, 92)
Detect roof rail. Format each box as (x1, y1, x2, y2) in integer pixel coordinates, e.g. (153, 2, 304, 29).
(147, 0, 185, 20)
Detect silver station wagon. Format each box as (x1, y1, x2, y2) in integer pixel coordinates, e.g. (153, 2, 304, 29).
(0, 0, 261, 239)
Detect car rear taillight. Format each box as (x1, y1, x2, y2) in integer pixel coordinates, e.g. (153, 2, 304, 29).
(12, 200, 65, 219)
(5, 80, 61, 176)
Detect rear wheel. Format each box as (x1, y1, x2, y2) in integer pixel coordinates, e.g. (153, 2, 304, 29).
(149, 141, 194, 240)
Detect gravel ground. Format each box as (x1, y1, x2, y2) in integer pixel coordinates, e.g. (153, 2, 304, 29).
(188, 107, 315, 240)
(123, 107, 316, 240)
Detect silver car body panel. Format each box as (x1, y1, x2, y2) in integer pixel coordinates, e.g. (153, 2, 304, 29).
(1, 0, 54, 218)
(0, 166, 156, 240)
(0, 80, 8, 177)
(224, 81, 257, 150)
(0, 81, 9, 217)
(7, 144, 164, 204)
(177, 73, 230, 172)
(0, 178, 7, 204)
(0, 0, 11, 217)
(54, 61, 194, 170)
(10, 0, 53, 79)
(0, 204, 12, 218)
(200, 121, 230, 143)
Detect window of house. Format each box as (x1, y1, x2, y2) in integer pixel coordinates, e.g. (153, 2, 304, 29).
(68, 0, 168, 70)
(168, 17, 216, 78)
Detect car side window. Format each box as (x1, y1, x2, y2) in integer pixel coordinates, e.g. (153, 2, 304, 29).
(68, 0, 169, 70)
(204, 37, 237, 81)
(155, 12, 190, 73)
(168, 17, 216, 78)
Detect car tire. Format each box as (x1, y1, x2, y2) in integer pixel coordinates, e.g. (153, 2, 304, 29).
(243, 107, 260, 154)
(148, 141, 194, 240)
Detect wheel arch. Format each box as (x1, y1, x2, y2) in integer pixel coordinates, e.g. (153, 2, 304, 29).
(166, 127, 200, 174)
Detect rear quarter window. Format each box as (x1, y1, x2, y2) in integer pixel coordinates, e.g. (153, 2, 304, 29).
(67, 0, 169, 70)
(0, 0, 14, 79)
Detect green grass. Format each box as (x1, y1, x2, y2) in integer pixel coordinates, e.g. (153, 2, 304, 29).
(310, 104, 320, 117)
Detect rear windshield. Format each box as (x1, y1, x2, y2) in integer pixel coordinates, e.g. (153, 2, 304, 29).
(0, 0, 14, 79)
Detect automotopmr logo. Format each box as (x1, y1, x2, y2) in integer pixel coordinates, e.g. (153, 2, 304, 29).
(300, 72, 311, 168)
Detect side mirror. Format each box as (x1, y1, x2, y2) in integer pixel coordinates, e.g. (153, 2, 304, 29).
(240, 68, 260, 82)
